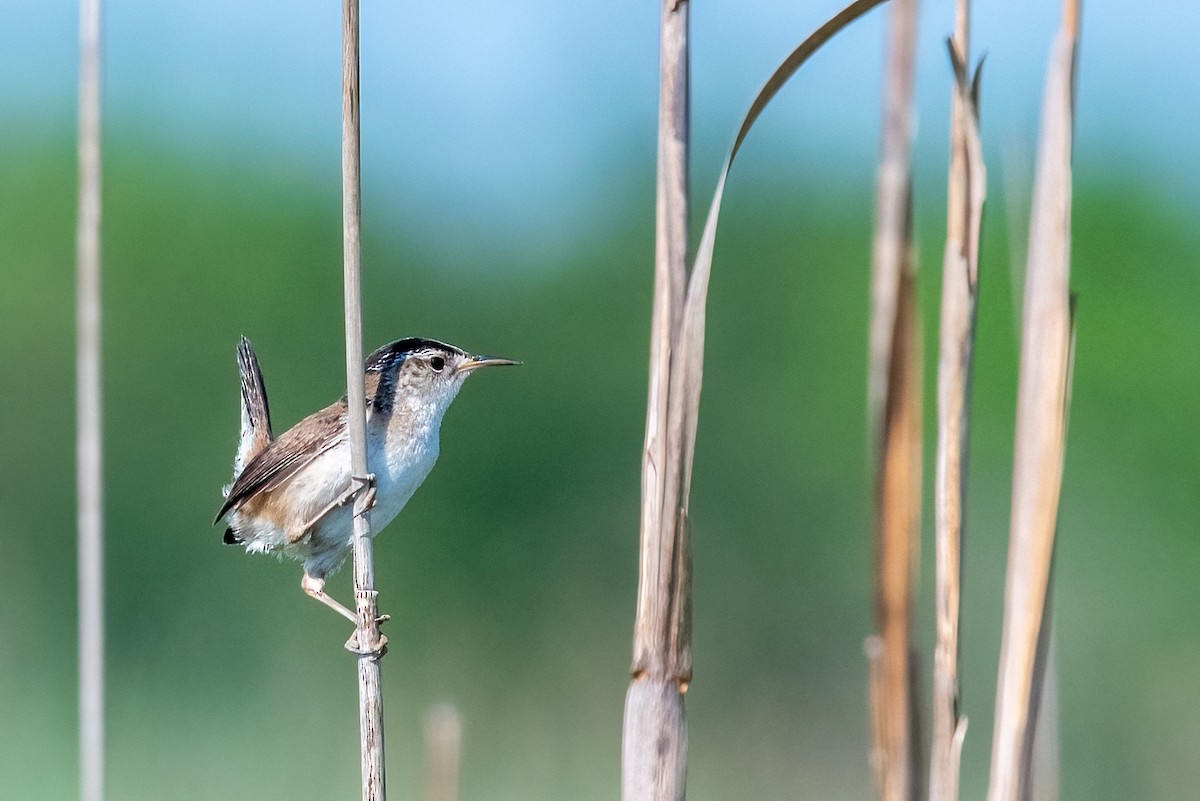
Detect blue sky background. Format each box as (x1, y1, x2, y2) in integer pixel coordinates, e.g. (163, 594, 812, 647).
(3, 1, 1196, 255)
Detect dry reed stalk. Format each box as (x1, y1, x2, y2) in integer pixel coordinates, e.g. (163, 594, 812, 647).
(622, 1, 689, 798)
(422, 704, 462, 801)
(985, 2, 1079, 800)
(340, 0, 388, 798)
(929, 6, 986, 801)
(866, 250, 921, 801)
(621, 3, 889, 799)
(76, 0, 105, 799)
(866, 1, 921, 800)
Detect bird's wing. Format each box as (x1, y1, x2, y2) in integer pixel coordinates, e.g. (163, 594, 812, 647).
(234, 337, 274, 476)
(215, 401, 346, 523)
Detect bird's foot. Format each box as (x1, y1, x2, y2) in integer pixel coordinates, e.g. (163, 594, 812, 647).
(345, 629, 389, 658)
(343, 603, 390, 656)
(350, 473, 377, 517)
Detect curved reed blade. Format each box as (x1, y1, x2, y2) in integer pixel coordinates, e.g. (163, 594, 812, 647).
(986, 2, 1081, 800)
(679, 0, 893, 484)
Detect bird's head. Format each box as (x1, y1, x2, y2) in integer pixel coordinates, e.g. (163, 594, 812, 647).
(364, 337, 518, 418)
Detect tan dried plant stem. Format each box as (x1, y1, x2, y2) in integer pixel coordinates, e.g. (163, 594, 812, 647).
(929, 3, 986, 800)
(866, 252, 922, 801)
(622, 0, 690, 799)
(866, 1, 922, 800)
(76, 0, 105, 799)
(985, 2, 1080, 800)
(341, 0, 388, 798)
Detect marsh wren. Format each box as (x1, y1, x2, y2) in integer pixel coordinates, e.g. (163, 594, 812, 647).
(215, 336, 517, 628)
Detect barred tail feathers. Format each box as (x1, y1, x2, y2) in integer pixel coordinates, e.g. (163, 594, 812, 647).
(234, 336, 274, 478)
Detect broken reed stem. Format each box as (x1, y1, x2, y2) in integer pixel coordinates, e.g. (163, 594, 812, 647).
(341, 1, 387, 799)
(622, 0, 690, 799)
(867, 1, 921, 800)
(422, 705, 462, 801)
(76, 0, 104, 799)
(985, 2, 1079, 800)
(929, 4, 985, 800)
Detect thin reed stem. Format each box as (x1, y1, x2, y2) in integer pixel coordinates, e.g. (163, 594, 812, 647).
(341, 0, 387, 798)
(986, 2, 1080, 800)
(930, 5, 985, 800)
(622, 1, 691, 799)
(867, 1, 921, 800)
(76, 0, 105, 799)
(633, 0, 691, 683)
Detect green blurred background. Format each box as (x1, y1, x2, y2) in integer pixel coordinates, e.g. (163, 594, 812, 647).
(2, 2, 1199, 800)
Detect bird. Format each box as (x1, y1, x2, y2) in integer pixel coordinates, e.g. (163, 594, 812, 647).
(215, 336, 518, 641)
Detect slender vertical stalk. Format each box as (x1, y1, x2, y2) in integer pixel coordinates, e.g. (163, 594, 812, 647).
(76, 0, 104, 799)
(867, 0, 919, 429)
(929, 4, 985, 800)
(986, 2, 1079, 800)
(622, 1, 690, 800)
(341, 1, 387, 798)
(866, 1, 921, 800)
(867, 249, 922, 801)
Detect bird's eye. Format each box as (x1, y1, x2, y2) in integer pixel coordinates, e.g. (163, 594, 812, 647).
(429, 356, 445, 373)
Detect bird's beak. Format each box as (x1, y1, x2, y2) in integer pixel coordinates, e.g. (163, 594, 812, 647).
(458, 355, 521, 374)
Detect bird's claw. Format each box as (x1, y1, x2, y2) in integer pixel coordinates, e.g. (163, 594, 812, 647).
(345, 630, 389, 658)
(351, 473, 377, 517)
(343, 608, 389, 656)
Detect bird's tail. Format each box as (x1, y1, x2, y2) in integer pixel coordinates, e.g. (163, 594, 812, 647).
(232, 336, 274, 480)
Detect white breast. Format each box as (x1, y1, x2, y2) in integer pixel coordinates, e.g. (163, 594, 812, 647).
(365, 411, 441, 534)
